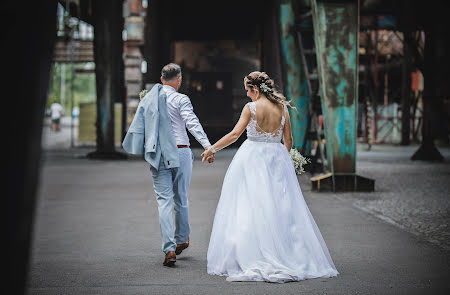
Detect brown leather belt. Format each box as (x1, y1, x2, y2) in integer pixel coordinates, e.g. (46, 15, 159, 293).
(177, 145, 189, 148)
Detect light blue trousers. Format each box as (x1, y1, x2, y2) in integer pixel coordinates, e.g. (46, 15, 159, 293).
(150, 148, 193, 254)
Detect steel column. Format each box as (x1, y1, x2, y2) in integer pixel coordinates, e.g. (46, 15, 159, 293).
(279, 0, 310, 150)
(311, 0, 359, 176)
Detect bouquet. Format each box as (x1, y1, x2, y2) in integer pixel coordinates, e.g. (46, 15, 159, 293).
(289, 149, 311, 175)
(139, 89, 149, 100)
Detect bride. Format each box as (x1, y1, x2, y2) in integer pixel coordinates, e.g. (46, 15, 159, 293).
(201, 71, 339, 283)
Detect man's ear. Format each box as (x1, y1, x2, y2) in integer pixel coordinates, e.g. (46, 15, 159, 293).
(160, 76, 164, 83)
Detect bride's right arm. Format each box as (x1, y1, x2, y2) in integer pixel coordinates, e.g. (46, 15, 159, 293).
(201, 104, 251, 161)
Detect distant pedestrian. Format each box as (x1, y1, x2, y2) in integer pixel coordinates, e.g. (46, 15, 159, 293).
(50, 102, 64, 132)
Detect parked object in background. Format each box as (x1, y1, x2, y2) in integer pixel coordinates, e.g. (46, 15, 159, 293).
(78, 102, 122, 145)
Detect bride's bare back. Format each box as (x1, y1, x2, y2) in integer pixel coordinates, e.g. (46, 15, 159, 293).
(253, 99, 284, 134)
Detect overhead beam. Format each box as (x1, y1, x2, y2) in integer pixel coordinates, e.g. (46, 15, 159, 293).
(53, 39, 94, 62)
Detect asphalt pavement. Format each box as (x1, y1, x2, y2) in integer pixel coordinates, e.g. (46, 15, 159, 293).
(27, 144, 450, 294)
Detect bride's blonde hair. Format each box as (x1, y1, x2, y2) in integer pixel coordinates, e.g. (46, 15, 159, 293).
(244, 71, 294, 108)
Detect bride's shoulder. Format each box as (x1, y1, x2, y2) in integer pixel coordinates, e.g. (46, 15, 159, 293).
(241, 102, 252, 117)
(245, 101, 255, 111)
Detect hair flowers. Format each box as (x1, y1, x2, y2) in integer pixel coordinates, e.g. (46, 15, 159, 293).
(259, 82, 272, 95)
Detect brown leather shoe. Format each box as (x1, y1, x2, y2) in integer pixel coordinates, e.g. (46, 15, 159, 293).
(175, 237, 190, 255)
(163, 251, 176, 267)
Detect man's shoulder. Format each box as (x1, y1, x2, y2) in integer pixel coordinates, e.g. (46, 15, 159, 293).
(169, 91, 190, 103)
(170, 89, 188, 97)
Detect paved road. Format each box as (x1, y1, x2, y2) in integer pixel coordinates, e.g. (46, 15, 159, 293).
(28, 146, 450, 294)
(41, 117, 80, 150)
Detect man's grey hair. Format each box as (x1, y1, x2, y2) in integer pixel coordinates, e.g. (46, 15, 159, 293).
(161, 63, 182, 82)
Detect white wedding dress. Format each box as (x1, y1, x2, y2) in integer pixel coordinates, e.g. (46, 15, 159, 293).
(207, 102, 339, 283)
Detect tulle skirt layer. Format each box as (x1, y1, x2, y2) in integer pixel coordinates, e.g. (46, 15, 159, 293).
(207, 139, 339, 283)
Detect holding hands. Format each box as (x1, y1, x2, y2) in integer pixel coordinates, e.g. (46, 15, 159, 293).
(202, 146, 216, 163)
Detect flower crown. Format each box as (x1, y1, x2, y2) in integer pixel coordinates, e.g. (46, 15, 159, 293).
(259, 82, 272, 95)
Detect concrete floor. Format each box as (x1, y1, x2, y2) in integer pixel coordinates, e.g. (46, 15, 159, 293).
(27, 145, 450, 294)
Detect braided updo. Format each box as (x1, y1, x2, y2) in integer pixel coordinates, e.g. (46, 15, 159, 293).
(244, 71, 293, 108)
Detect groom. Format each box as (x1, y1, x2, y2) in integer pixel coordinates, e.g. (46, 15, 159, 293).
(122, 63, 213, 266)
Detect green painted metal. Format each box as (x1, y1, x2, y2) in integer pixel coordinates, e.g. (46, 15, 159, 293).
(279, 0, 310, 150)
(311, 0, 359, 175)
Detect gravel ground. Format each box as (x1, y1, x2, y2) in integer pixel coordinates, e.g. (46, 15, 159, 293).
(334, 144, 450, 250)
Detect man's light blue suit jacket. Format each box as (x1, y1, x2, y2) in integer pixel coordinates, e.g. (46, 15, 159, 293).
(122, 83, 180, 170)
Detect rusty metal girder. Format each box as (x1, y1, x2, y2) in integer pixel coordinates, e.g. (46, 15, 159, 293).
(311, 0, 359, 175)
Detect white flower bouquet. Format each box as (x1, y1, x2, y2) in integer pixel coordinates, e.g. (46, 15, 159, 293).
(289, 149, 311, 175)
(139, 89, 149, 100)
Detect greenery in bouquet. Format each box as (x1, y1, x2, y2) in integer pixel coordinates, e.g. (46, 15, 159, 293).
(289, 148, 311, 175)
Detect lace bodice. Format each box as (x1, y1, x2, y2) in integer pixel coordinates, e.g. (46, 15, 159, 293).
(246, 102, 286, 143)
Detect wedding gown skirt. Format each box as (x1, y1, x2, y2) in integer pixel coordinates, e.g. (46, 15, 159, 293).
(207, 139, 339, 283)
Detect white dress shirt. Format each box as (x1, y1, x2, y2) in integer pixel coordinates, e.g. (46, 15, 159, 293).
(162, 85, 211, 149)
